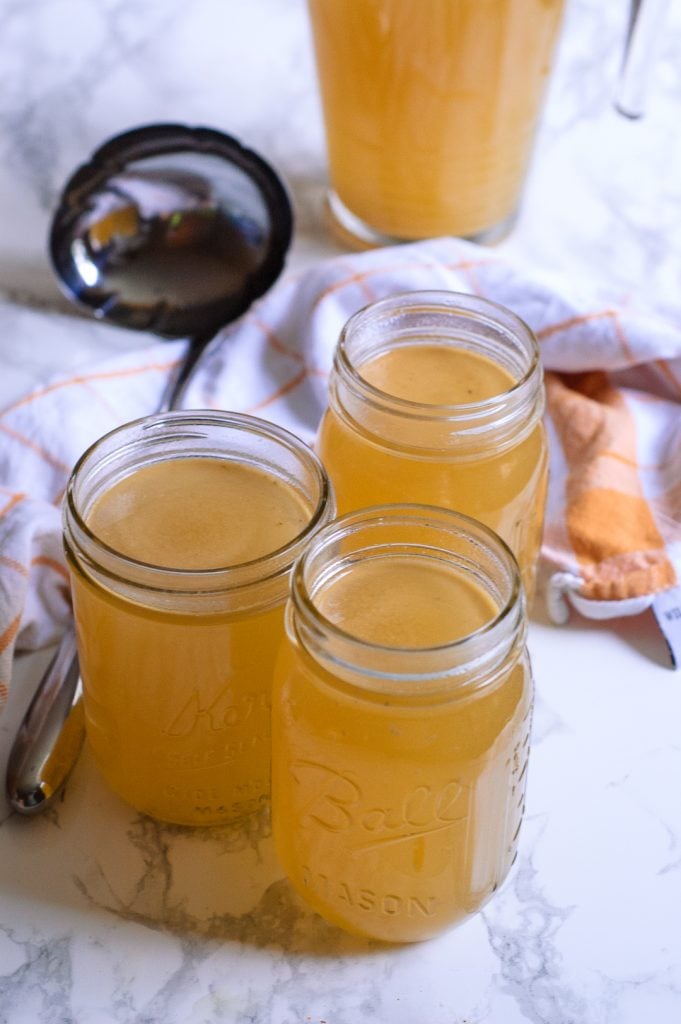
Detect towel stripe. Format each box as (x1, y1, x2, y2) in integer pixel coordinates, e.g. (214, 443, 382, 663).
(0, 423, 72, 475)
(0, 357, 179, 417)
(245, 368, 310, 414)
(0, 613, 21, 655)
(546, 371, 676, 600)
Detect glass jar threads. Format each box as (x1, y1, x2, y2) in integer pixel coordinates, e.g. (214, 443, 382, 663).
(317, 290, 548, 602)
(272, 505, 533, 942)
(63, 410, 333, 826)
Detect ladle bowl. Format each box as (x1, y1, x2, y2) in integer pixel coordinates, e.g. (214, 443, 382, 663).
(49, 122, 292, 338)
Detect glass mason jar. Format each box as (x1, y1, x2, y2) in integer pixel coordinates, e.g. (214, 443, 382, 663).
(63, 410, 333, 826)
(272, 505, 533, 943)
(317, 290, 548, 603)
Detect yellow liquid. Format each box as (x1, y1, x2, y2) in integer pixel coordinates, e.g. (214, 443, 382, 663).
(70, 457, 310, 825)
(318, 343, 548, 600)
(272, 554, 532, 942)
(308, 0, 564, 240)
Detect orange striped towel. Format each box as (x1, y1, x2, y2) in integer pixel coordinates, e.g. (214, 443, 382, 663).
(1, 235, 680, 717)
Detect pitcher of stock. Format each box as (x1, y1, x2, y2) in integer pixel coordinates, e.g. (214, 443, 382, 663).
(307, 0, 670, 246)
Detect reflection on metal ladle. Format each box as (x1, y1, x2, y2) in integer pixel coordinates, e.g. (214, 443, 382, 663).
(5, 124, 292, 813)
(74, 169, 265, 319)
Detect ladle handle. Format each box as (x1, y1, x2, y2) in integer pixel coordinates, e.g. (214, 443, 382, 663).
(157, 333, 214, 413)
(616, 0, 670, 118)
(5, 626, 84, 813)
(5, 333, 211, 814)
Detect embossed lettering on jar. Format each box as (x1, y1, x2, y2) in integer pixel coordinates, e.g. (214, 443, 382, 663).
(317, 290, 548, 603)
(63, 411, 332, 826)
(271, 505, 533, 943)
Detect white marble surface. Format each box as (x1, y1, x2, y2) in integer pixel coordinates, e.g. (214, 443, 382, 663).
(1, 1, 681, 1021)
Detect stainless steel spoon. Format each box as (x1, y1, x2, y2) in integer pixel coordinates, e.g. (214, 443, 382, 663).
(5, 123, 292, 814)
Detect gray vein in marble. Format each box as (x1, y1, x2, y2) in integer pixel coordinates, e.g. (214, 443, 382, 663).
(605, 745, 681, 879)
(0, 927, 74, 1023)
(0, 0, 189, 211)
(70, 805, 363, 955)
(589, 966, 681, 1024)
(482, 819, 586, 1024)
(51, 799, 400, 1023)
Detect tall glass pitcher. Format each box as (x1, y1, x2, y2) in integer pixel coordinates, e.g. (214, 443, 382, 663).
(307, 0, 668, 247)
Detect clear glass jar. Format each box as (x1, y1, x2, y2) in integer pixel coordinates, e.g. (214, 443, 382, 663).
(307, 0, 565, 246)
(63, 410, 333, 826)
(272, 505, 533, 943)
(317, 290, 548, 603)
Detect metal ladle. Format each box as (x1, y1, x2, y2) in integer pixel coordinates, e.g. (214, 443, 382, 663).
(5, 123, 292, 813)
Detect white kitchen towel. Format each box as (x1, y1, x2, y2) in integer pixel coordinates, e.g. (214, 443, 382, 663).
(2, 234, 681, 716)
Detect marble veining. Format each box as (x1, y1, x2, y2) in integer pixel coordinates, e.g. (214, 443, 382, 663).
(482, 820, 586, 1024)
(1, 0, 681, 1021)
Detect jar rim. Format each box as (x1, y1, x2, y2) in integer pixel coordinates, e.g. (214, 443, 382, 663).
(336, 289, 541, 419)
(65, 409, 333, 594)
(290, 504, 525, 691)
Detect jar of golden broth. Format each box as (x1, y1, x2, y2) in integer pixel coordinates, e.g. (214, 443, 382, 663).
(272, 505, 532, 943)
(63, 411, 333, 826)
(317, 291, 548, 602)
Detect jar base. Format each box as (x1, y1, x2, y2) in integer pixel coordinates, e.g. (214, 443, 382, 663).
(324, 190, 518, 250)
